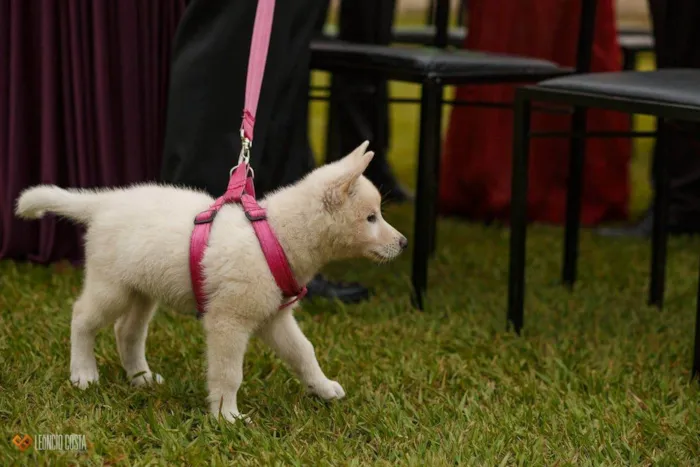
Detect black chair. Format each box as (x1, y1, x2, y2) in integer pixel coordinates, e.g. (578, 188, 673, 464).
(321, 24, 654, 70)
(310, 0, 600, 309)
(330, 25, 654, 71)
(506, 67, 700, 380)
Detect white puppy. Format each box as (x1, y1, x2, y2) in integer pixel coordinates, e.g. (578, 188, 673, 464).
(15, 141, 407, 422)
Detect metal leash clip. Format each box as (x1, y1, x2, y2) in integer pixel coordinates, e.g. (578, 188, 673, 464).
(230, 128, 254, 178)
(238, 128, 252, 165)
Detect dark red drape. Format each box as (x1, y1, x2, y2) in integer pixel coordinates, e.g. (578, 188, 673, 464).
(0, 0, 187, 263)
(439, 0, 631, 226)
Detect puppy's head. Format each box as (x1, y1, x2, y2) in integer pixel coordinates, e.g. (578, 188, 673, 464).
(309, 141, 407, 263)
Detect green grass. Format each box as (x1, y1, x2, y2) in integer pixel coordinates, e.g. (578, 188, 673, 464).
(2, 42, 699, 467)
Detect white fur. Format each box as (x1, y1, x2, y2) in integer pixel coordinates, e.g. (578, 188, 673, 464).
(15, 141, 406, 422)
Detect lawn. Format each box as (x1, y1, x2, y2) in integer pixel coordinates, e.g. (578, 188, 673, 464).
(2, 31, 699, 467)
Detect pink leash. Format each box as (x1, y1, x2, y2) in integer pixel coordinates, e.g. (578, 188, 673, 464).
(188, 0, 307, 318)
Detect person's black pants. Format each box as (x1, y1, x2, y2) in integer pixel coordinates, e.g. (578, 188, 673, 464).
(161, 0, 326, 197)
(326, 0, 396, 184)
(648, 0, 700, 228)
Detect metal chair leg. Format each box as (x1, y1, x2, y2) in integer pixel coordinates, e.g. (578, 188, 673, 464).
(562, 107, 587, 287)
(693, 257, 700, 382)
(507, 93, 532, 334)
(649, 129, 670, 308)
(428, 85, 444, 257)
(411, 80, 441, 310)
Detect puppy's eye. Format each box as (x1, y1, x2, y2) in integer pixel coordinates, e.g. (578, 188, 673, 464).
(367, 213, 377, 223)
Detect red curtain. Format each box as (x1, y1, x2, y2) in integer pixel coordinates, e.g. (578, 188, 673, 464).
(439, 0, 631, 225)
(0, 0, 186, 263)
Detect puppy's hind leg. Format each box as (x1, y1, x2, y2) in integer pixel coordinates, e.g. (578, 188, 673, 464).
(114, 295, 163, 387)
(257, 308, 345, 401)
(70, 278, 133, 389)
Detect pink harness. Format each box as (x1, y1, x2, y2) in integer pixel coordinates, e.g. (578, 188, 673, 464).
(188, 0, 306, 318)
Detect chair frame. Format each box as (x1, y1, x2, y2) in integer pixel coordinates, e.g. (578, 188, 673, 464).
(506, 83, 700, 381)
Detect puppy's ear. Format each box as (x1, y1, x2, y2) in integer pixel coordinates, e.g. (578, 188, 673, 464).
(323, 142, 374, 211)
(338, 148, 374, 193)
(344, 140, 371, 162)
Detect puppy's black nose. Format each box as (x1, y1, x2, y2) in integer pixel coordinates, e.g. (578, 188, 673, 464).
(399, 236, 408, 250)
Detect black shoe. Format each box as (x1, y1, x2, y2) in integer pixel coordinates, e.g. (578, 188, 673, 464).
(596, 209, 653, 238)
(597, 207, 700, 238)
(304, 274, 370, 304)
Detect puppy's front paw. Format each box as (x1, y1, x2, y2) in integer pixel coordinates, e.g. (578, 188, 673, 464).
(308, 379, 346, 401)
(130, 371, 164, 387)
(70, 367, 99, 390)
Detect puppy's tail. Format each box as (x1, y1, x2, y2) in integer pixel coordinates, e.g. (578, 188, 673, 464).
(15, 185, 101, 225)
